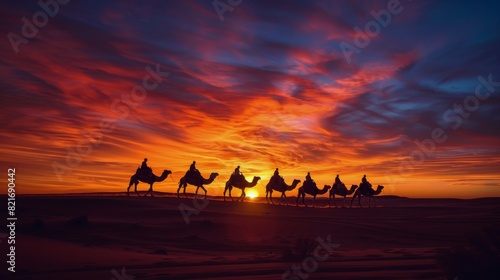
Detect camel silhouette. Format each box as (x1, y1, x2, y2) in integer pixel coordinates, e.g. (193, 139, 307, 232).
(127, 168, 172, 197)
(296, 181, 331, 207)
(265, 178, 301, 205)
(328, 183, 358, 208)
(350, 185, 384, 208)
(223, 174, 261, 202)
(177, 171, 219, 198)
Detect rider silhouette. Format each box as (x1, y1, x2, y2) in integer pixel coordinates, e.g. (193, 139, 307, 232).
(271, 168, 281, 186)
(140, 158, 152, 179)
(361, 174, 371, 192)
(306, 172, 312, 182)
(233, 165, 241, 176)
(141, 158, 149, 170)
(190, 161, 198, 172)
(232, 165, 242, 184)
(305, 172, 315, 190)
(335, 174, 343, 186)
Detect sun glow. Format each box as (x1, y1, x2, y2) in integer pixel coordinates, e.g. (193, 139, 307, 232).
(246, 189, 259, 199)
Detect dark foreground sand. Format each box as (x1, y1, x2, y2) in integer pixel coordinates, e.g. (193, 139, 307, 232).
(3, 194, 500, 279)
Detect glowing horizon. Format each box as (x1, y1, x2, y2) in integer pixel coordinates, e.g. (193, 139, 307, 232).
(1, 1, 499, 198)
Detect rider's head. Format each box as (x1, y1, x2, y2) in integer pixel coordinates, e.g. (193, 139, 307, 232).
(193, 161, 196, 164)
(336, 174, 339, 177)
(363, 174, 366, 177)
(144, 158, 147, 161)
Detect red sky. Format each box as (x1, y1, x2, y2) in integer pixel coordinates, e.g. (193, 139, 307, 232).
(0, 0, 499, 198)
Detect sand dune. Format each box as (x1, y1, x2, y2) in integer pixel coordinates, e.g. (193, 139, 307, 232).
(6, 194, 500, 279)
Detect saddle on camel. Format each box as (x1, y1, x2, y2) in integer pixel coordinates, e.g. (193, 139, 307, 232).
(136, 158, 153, 179)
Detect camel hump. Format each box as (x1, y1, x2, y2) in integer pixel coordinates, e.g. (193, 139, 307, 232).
(230, 173, 245, 183)
(186, 169, 201, 179)
(304, 180, 317, 191)
(136, 168, 151, 177)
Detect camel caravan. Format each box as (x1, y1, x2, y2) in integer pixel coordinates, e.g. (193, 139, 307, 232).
(127, 159, 384, 208)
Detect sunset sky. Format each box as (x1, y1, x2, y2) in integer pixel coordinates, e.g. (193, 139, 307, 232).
(1, 0, 499, 198)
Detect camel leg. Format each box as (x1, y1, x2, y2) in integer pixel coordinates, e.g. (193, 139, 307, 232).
(223, 183, 235, 202)
(343, 196, 347, 208)
(224, 185, 235, 202)
(183, 184, 188, 198)
(302, 194, 307, 207)
(228, 187, 234, 202)
(280, 192, 286, 205)
(350, 194, 356, 208)
(238, 190, 245, 202)
(198, 185, 207, 198)
(358, 195, 362, 208)
(128, 176, 138, 196)
(176, 183, 182, 198)
(283, 193, 289, 206)
(134, 183, 139, 196)
(144, 183, 153, 197)
(312, 195, 316, 208)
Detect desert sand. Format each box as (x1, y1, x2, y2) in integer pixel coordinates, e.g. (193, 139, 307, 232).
(4, 193, 500, 279)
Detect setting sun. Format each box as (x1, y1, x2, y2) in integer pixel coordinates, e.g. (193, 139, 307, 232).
(246, 189, 259, 199)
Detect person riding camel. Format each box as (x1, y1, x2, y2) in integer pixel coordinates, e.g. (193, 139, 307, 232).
(306, 172, 312, 182)
(186, 160, 200, 177)
(188, 161, 199, 177)
(232, 165, 242, 184)
(271, 168, 281, 186)
(141, 158, 149, 170)
(233, 165, 241, 176)
(140, 158, 152, 179)
(305, 172, 316, 190)
(361, 174, 372, 192)
(189, 161, 197, 172)
(335, 174, 343, 187)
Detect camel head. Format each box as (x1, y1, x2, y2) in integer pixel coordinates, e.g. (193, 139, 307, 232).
(287, 179, 301, 190)
(162, 170, 172, 176)
(210, 172, 219, 179)
(373, 185, 384, 195)
(317, 184, 331, 195)
(351, 184, 359, 190)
